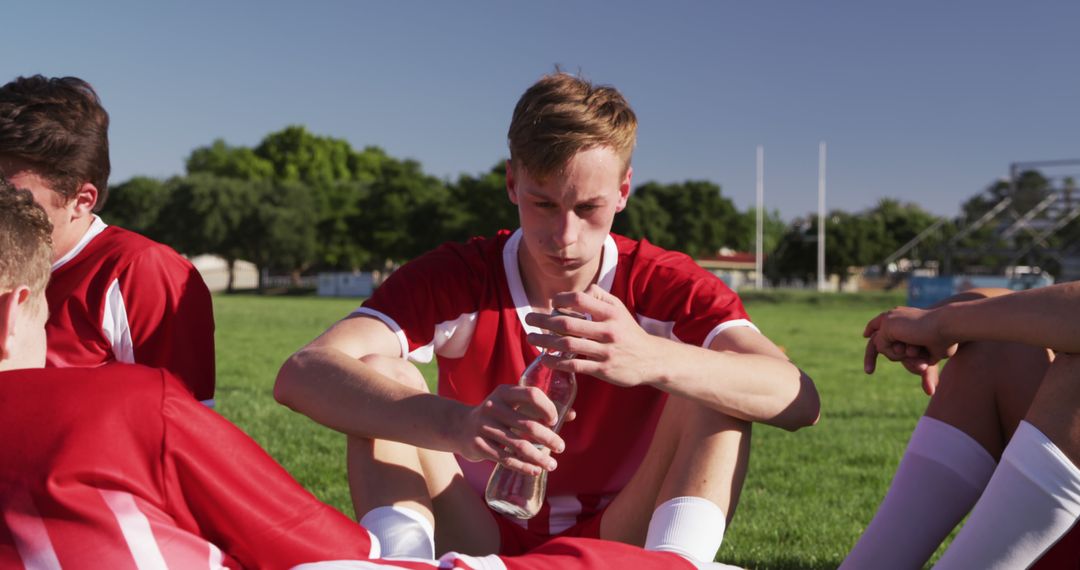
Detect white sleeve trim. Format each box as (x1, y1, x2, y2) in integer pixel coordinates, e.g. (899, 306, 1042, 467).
(432, 312, 478, 359)
(101, 278, 135, 364)
(200, 399, 216, 408)
(351, 308, 410, 360)
(702, 319, 760, 349)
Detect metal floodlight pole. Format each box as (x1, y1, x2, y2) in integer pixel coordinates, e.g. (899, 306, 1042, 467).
(756, 145, 764, 289)
(818, 141, 827, 292)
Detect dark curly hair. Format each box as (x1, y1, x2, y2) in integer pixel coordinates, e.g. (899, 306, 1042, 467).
(0, 75, 111, 210)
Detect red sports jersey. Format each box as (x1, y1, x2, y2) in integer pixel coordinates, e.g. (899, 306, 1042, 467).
(0, 364, 375, 570)
(358, 230, 754, 538)
(45, 217, 216, 404)
(291, 538, 697, 570)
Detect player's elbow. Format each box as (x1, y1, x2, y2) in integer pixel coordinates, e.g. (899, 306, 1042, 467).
(777, 370, 821, 432)
(273, 351, 310, 409)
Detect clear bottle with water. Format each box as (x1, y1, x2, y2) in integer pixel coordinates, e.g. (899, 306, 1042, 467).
(484, 312, 579, 519)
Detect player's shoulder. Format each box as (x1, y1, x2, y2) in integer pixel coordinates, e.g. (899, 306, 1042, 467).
(98, 226, 192, 266)
(613, 233, 713, 280)
(0, 364, 168, 409)
(399, 231, 510, 277)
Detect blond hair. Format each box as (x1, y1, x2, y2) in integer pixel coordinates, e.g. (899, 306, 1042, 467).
(0, 180, 52, 301)
(507, 72, 637, 181)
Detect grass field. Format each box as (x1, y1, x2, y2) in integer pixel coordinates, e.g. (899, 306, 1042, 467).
(213, 290, 945, 569)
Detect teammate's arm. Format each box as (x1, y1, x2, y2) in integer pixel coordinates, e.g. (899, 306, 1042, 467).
(865, 281, 1080, 376)
(275, 315, 564, 474)
(160, 373, 375, 567)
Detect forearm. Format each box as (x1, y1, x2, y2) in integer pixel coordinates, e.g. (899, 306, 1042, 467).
(650, 340, 819, 431)
(274, 347, 465, 451)
(938, 282, 1080, 353)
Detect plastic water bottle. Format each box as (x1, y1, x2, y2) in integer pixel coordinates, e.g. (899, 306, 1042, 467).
(484, 312, 580, 519)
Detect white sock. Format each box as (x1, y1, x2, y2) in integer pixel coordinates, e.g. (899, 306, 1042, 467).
(935, 421, 1080, 569)
(840, 416, 996, 570)
(644, 496, 726, 563)
(359, 505, 435, 560)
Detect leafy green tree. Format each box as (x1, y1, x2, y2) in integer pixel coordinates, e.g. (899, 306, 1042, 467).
(158, 174, 256, 291)
(186, 139, 274, 181)
(245, 180, 318, 285)
(102, 177, 170, 241)
(158, 174, 317, 291)
(766, 219, 815, 284)
(359, 157, 447, 267)
(617, 180, 743, 257)
(730, 207, 785, 255)
(441, 162, 519, 243)
(614, 189, 673, 247)
(767, 210, 888, 285)
(254, 126, 360, 186)
(826, 211, 887, 281)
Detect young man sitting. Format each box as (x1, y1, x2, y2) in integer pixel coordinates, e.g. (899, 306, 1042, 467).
(275, 72, 819, 563)
(0, 74, 216, 405)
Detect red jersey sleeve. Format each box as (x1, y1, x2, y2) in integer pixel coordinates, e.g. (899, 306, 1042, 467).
(629, 244, 753, 349)
(117, 246, 216, 402)
(158, 375, 373, 568)
(359, 240, 486, 358)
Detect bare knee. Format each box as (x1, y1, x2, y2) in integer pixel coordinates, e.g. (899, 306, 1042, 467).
(360, 354, 429, 392)
(934, 340, 1049, 404)
(929, 340, 1050, 456)
(1025, 353, 1080, 467)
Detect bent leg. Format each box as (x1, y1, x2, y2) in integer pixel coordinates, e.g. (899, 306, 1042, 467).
(926, 340, 1051, 459)
(347, 355, 499, 556)
(935, 353, 1080, 569)
(601, 395, 750, 561)
(842, 340, 1051, 570)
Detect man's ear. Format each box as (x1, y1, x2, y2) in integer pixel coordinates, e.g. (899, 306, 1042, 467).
(615, 166, 633, 213)
(505, 160, 519, 205)
(70, 182, 99, 218)
(0, 288, 28, 362)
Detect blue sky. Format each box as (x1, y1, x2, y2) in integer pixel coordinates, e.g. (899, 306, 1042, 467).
(4, 1, 1078, 222)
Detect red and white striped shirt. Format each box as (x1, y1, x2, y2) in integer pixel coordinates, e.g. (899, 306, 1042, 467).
(0, 365, 375, 569)
(292, 537, 697, 570)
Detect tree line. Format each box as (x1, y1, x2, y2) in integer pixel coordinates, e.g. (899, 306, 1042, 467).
(104, 125, 1075, 290)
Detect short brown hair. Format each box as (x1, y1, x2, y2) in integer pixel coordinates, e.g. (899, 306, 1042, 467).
(0, 180, 53, 299)
(0, 75, 111, 211)
(507, 72, 637, 181)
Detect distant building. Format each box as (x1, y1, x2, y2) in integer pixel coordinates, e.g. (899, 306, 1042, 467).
(189, 255, 259, 292)
(317, 272, 375, 297)
(695, 249, 759, 290)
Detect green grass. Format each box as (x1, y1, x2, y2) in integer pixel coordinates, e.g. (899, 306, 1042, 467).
(213, 291, 943, 569)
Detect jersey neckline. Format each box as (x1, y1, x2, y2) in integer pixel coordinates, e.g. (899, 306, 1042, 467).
(501, 228, 618, 336)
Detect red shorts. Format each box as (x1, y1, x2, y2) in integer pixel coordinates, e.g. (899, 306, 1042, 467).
(494, 508, 606, 555)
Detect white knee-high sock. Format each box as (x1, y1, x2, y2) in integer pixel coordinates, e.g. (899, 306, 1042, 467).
(934, 421, 1080, 569)
(359, 505, 435, 559)
(644, 496, 726, 563)
(841, 416, 997, 570)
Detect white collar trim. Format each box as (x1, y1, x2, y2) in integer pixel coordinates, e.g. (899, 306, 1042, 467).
(52, 216, 108, 272)
(502, 229, 618, 336)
